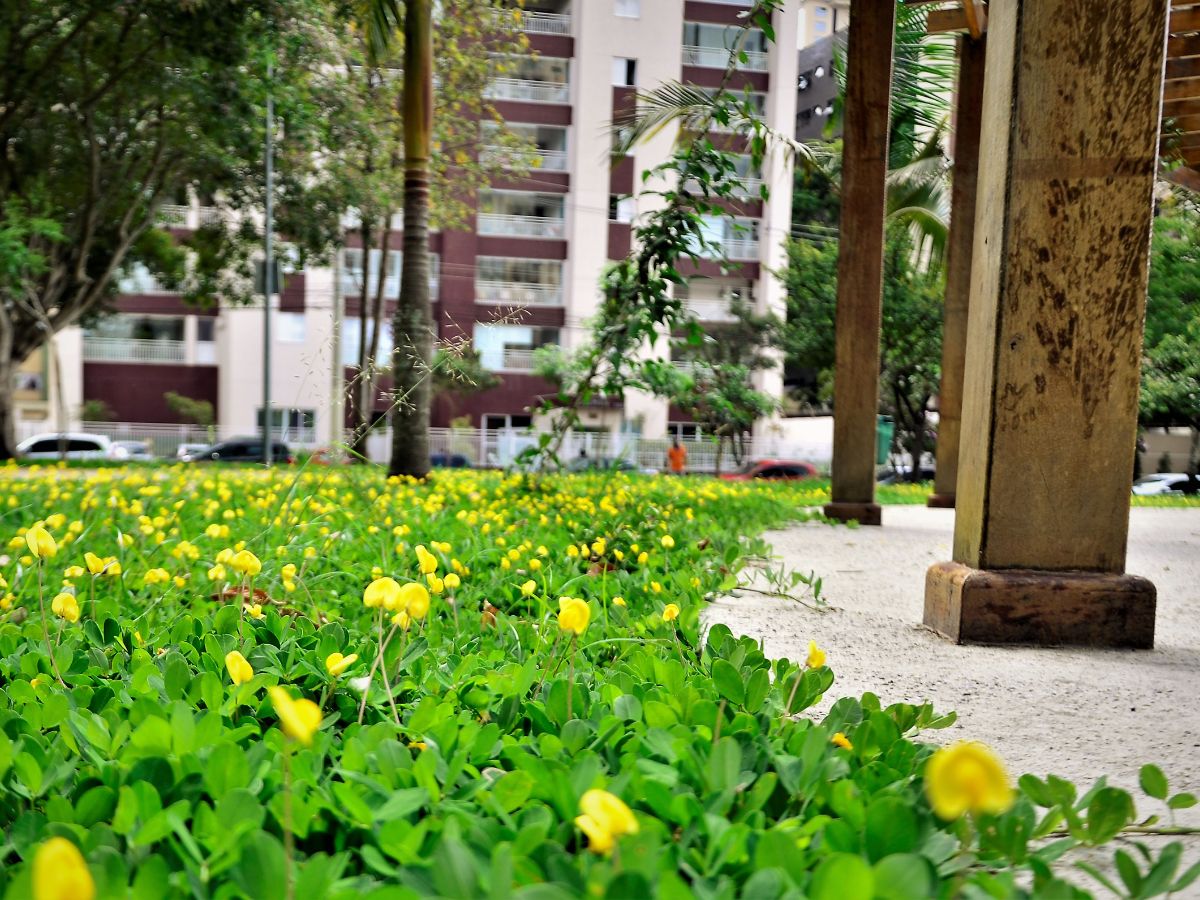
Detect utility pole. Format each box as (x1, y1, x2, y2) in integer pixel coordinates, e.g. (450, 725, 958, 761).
(262, 62, 274, 465)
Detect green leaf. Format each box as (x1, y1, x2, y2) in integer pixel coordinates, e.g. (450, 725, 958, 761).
(1168, 792, 1197, 810)
(1141, 842, 1182, 897)
(1085, 787, 1135, 844)
(743, 668, 770, 713)
(432, 836, 479, 898)
(1139, 764, 1168, 800)
(809, 853, 873, 900)
(710, 659, 744, 706)
(491, 771, 534, 814)
(872, 854, 935, 900)
(864, 797, 918, 861)
(1114, 849, 1142, 895)
(232, 830, 287, 900)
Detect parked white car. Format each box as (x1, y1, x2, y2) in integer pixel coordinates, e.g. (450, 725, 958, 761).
(1132, 473, 1197, 495)
(16, 432, 118, 461)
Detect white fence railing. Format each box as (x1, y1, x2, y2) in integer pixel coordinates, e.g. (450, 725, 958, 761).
(500, 347, 541, 371)
(686, 299, 739, 322)
(363, 426, 829, 472)
(484, 78, 569, 103)
(156, 205, 190, 227)
(82, 337, 187, 364)
(477, 280, 562, 305)
(478, 213, 566, 239)
(707, 238, 760, 261)
(520, 10, 571, 34)
(481, 146, 569, 171)
(682, 45, 769, 71)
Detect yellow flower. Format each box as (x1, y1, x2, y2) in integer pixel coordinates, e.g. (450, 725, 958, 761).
(363, 576, 401, 609)
(528, 558, 542, 571)
(281, 563, 297, 580)
(574, 789, 639, 855)
(415, 544, 438, 574)
(403, 583, 431, 619)
(612, 596, 626, 607)
(205, 523, 223, 538)
(247, 604, 264, 620)
(216, 548, 235, 564)
(325, 652, 359, 677)
(391, 610, 411, 630)
(25, 523, 57, 559)
(520, 580, 536, 597)
(591, 539, 605, 556)
(662, 603, 680, 622)
(925, 741, 1013, 820)
(64, 565, 85, 579)
(637, 551, 648, 565)
(427, 575, 445, 594)
(230, 549, 262, 577)
(143, 567, 170, 586)
(832, 732, 853, 750)
(566, 545, 579, 558)
(268, 686, 322, 745)
(33, 836, 94, 900)
(806, 640, 826, 669)
(660, 534, 675, 549)
(84, 552, 108, 575)
(557, 597, 590, 635)
(225, 650, 254, 685)
(207, 564, 227, 582)
(51, 592, 80, 623)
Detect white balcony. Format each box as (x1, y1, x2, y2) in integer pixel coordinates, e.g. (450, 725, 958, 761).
(520, 10, 571, 34)
(682, 45, 769, 72)
(117, 269, 177, 295)
(477, 213, 566, 239)
(156, 205, 190, 227)
(501, 347, 542, 370)
(686, 298, 739, 323)
(83, 337, 187, 364)
(721, 238, 760, 260)
(485, 77, 569, 104)
(481, 146, 569, 171)
(477, 280, 563, 305)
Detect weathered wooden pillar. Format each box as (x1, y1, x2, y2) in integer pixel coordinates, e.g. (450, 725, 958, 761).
(924, 0, 1166, 648)
(823, 0, 895, 527)
(928, 33, 986, 509)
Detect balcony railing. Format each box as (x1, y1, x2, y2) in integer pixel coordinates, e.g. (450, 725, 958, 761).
(520, 10, 571, 34)
(477, 280, 563, 305)
(197, 206, 222, 226)
(500, 347, 550, 371)
(481, 146, 569, 171)
(485, 77, 569, 103)
(117, 272, 177, 295)
(682, 45, 769, 71)
(682, 175, 764, 198)
(478, 213, 566, 239)
(720, 238, 760, 260)
(686, 298, 739, 322)
(83, 337, 187, 364)
(156, 205, 190, 227)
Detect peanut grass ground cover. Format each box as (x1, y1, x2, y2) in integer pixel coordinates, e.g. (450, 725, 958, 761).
(0, 466, 1195, 899)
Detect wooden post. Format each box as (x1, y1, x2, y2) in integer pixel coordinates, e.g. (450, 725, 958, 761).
(924, 0, 1166, 648)
(928, 34, 986, 509)
(823, 0, 895, 527)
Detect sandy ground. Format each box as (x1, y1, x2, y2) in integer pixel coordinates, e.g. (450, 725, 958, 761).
(706, 506, 1200, 834)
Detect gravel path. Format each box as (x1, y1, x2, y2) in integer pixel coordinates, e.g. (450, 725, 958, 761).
(706, 506, 1200, 827)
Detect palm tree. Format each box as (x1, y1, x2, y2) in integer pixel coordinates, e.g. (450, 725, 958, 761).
(353, 0, 435, 477)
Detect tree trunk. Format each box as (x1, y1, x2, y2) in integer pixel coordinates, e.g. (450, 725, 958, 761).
(349, 221, 376, 461)
(0, 360, 16, 461)
(389, 0, 433, 478)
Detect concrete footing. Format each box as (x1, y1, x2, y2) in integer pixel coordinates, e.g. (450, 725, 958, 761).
(924, 562, 1156, 648)
(823, 502, 882, 526)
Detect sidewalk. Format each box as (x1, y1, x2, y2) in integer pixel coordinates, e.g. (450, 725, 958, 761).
(707, 507, 1200, 825)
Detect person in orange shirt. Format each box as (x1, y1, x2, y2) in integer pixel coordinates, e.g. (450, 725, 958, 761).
(666, 439, 687, 475)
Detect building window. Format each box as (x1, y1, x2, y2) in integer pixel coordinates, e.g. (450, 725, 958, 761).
(609, 195, 635, 224)
(277, 312, 306, 343)
(615, 0, 639, 18)
(196, 318, 215, 343)
(612, 57, 637, 87)
(339, 317, 394, 367)
(474, 323, 559, 371)
(812, 5, 831, 35)
(484, 414, 532, 430)
(669, 422, 702, 440)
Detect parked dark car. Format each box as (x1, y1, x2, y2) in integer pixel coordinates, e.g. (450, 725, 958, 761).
(720, 459, 819, 481)
(430, 453, 471, 468)
(568, 456, 657, 475)
(184, 438, 294, 464)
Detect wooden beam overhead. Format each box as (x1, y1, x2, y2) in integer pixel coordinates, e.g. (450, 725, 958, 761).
(1167, 33, 1200, 56)
(927, 7, 968, 33)
(1164, 76, 1200, 100)
(1170, 7, 1200, 31)
(1164, 112, 1200, 131)
(1164, 164, 1200, 193)
(963, 1, 987, 37)
(1162, 96, 1200, 116)
(1166, 56, 1200, 78)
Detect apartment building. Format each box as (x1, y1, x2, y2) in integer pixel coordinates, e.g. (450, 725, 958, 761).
(19, 0, 800, 456)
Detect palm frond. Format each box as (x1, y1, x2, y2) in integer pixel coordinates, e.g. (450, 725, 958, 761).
(355, 0, 404, 63)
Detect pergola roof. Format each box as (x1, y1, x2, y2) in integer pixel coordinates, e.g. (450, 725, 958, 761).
(913, 0, 1200, 187)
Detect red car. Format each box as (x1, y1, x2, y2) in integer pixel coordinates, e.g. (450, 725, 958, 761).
(720, 459, 820, 481)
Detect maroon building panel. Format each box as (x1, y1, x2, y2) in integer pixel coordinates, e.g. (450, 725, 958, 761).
(115, 295, 219, 316)
(433, 372, 558, 428)
(679, 259, 761, 280)
(492, 101, 572, 127)
(608, 223, 632, 259)
(711, 196, 764, 217)
(341, 232, 446, 252)
(610, 155, 636, 196)
(683, 1, 750, 25)
(83, 363, 218, 423)
(683, 67, 769, 93)
(279, 273, 306, 312)
(473, 304, 565, 328)
(526, 34, 574, 58)
(494, 172, 570, 193)
(474, 237, 567, 259)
